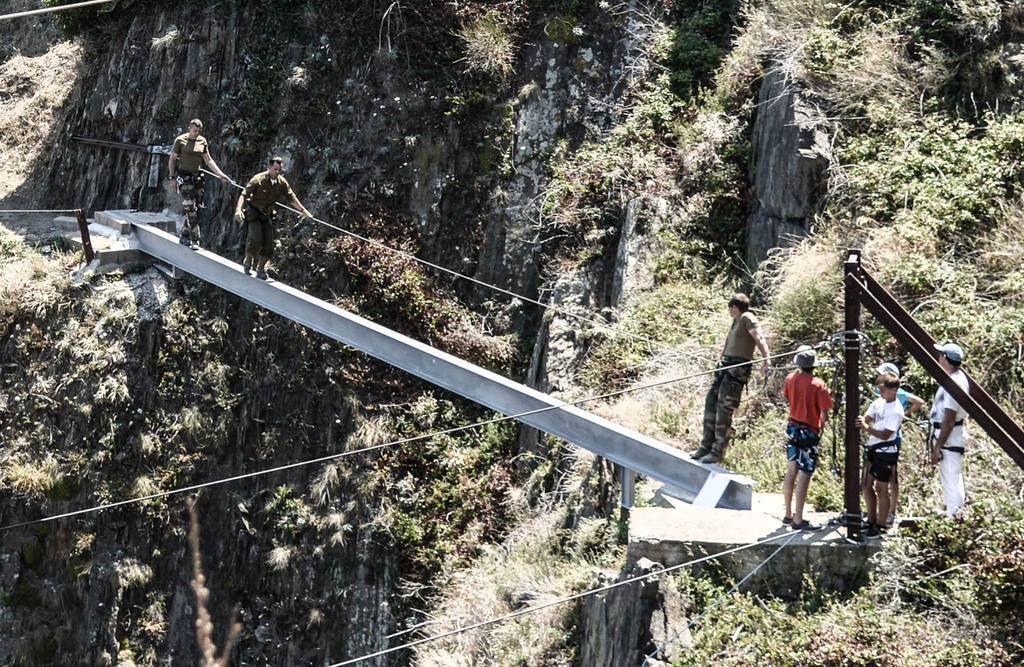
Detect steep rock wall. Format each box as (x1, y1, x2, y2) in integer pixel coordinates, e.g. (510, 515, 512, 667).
(745, 68, 830, 271)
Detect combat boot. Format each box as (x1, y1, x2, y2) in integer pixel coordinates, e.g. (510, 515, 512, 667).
(242, 254, 255, 276)
(691, 445, 712, 460)
(699, 449, 725, 465)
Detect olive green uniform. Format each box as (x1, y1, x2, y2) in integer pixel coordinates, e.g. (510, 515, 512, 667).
(242, 171, 297, 260)
(172, 133, 209, 174)
(171, 133, 210, 245)
(699, 312, 758, 459)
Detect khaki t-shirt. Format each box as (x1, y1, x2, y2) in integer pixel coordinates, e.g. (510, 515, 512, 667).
(243, 171, 297, 217)
(172, 133, 208, 174)
(723, 311, 758, 360)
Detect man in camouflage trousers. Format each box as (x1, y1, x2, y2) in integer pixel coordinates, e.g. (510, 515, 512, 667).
(693, 293, 772, 464)
(234, 156, 311, 280)
(168, 118, 230, 248)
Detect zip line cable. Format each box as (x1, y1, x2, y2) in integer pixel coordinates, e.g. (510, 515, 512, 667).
(0, 0, 114, 21)
(642, 527, 806, 665)
(329, 530, 808, 667)
(0, 350, 800, 534)
(204, 169, 709, 360)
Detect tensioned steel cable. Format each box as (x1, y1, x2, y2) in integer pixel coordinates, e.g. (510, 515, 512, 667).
(330, 531, 801, 666)
(641, 527, 807, 665)
(0, 0, 114, 21)
(204, 169, 707, 358)
(0, 208, 82, 214)
(0, 350, 799, 533)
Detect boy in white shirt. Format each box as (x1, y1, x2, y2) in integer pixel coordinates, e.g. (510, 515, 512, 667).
(857, 372, 905, 537)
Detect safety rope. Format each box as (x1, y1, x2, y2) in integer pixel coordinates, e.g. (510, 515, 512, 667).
(0, 349, 801, 533)
(0, 0, 114, 21)
(203, 168, 704, 358)
(330, 531, 800, 667)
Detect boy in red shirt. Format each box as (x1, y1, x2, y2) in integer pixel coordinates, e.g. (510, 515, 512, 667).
(782, 345, 833, 530)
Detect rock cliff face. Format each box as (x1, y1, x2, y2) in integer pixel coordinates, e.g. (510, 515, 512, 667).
(1, 1, 678, 663)
(745, 68, 830, 271)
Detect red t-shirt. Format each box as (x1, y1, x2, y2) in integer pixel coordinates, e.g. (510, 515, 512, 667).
(784, 371, 833, 432)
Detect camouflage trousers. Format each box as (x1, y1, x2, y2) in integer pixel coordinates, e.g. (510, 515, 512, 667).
(177, 172, 205, 241)
(700, 356, 752, 456)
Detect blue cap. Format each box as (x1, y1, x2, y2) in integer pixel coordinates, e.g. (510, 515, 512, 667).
(875, 362, 900, 377)
(934, 342, 964, 364)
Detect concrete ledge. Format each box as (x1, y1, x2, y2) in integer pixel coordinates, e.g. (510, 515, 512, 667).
(96, 210, 177, 234)
(628, 504, 878, 597)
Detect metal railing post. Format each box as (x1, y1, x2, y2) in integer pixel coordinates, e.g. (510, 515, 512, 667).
(843, 250, 863, 541)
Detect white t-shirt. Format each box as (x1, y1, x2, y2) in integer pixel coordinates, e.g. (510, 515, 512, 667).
(930, 369, 970, 448)
(866, 397, 904, 452)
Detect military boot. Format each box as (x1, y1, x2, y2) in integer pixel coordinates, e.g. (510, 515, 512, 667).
(699, 448, 725, 465)
(242, 254, 255, 276)
(255, 257, 269, 281)
(691, 445, 712, 460)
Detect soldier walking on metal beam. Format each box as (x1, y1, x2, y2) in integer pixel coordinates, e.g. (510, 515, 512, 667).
(234, 156, 312, 280)
(168, 118, 230, 249)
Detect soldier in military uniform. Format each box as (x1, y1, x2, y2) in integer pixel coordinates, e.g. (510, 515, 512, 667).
(234, 156, 311, 279)
(168, 118, 230, 248)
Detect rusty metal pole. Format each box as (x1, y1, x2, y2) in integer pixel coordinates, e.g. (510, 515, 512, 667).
(75, 208, 95, 263)
(843, 250, 863, 541)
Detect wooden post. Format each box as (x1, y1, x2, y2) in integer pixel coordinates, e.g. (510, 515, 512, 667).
(75, 208, 95, 263)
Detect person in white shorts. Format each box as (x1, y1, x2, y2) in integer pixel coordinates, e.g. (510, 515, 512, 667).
(929, 342, 970, 518)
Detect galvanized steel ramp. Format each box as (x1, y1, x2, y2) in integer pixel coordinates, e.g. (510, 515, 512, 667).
(112, 211, 754, 509)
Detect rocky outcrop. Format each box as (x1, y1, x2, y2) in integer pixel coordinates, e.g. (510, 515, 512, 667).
(745, 67, 830, 271)
(578, 558, 689, 666)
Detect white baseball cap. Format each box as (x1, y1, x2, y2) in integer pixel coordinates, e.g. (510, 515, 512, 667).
(875, 362, 900, 377)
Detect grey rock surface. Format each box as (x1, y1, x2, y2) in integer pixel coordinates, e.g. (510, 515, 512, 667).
(746, 68, 830, 271)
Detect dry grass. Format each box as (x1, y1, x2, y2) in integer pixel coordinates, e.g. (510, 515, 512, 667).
(267, 545, 297, 572)
(459, 11, 517, 79)
(0, 453, 62, 498)
(414, 482, 613, 666)
(759, 230, 843, 347)
(733, 0, 943, 118)
(0, 41, 82, 199)
(0, 230, 72, 336)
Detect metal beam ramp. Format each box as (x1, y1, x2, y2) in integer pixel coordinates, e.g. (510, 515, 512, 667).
(116, 212, 753, 509)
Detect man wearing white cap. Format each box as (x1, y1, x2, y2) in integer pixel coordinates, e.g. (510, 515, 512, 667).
(782, 344, 832, 530)
(929, 342, 970, 517)
(873, 362, 925, 526)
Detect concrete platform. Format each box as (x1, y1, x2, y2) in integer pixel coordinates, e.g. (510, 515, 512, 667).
(57, 210, 179, 270)
(94, 209, 177, 234)
(628, 495, 879, 598)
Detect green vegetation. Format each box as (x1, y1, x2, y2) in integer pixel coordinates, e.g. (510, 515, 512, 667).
(367, 395, 520, 575)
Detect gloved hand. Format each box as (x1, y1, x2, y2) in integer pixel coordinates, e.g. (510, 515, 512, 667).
(234, 210, 245, 225)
